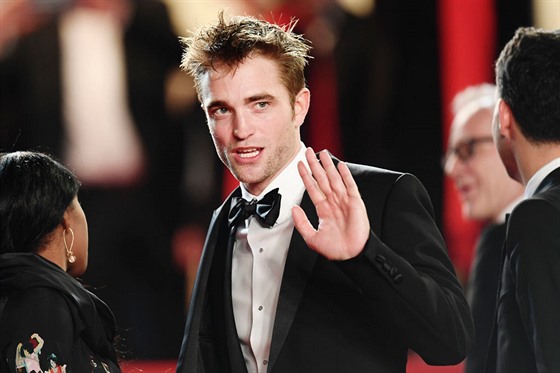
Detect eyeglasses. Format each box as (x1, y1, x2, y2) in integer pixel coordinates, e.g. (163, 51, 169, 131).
(441, 136, 494, 170)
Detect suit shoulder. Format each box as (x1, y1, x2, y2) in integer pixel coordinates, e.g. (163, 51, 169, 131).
(513, 190, 560, 214)
(346, 162, 402, 181)
(346, 162, 424, 189)
(534, 183, 560, 207)
(509, 194, 560, 232)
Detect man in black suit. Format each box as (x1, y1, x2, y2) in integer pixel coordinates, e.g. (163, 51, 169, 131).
(443, 83, 523, 373)
(487, 27, 560, 373)
(176, 12, 473, 373)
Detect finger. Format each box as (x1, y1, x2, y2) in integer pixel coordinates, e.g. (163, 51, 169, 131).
(305, 148, 333, 196)
(292, 205, 317, 243)
(337, 161, 361, 198)
(319, 150, 347, 197)
(297, 160, 327, 206)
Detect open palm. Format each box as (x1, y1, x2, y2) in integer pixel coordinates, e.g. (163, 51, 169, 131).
(292, 148, 370, 260)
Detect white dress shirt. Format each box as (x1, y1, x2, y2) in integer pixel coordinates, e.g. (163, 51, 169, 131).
(231, 143, 308, 373)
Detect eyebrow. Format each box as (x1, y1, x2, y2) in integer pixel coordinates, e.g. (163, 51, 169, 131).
(206, 100, 228, 111)
(206, 93, 276, 111)
(245, 93, 276, 104)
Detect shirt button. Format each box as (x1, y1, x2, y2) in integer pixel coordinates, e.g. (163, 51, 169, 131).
(263, 360, 268, 365)
(258, 305, 263, 311)
(259, 248, 264, 253)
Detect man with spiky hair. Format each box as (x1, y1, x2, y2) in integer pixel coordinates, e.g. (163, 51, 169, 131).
(176, 12, 473, 373)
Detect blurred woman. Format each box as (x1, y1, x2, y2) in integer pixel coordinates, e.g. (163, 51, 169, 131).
(0, 151, 121, 372)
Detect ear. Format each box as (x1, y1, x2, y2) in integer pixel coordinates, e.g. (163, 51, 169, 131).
(61, 204, 73, 230)
(293, 87, 310, 128)
(498, 99, 515, 140)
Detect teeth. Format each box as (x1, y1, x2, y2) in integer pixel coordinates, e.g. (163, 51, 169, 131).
(238, 149, 260, 158)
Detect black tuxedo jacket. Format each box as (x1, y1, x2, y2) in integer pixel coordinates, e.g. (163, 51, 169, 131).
(177, 160, 473, 373)
(488, 167, 560, 373)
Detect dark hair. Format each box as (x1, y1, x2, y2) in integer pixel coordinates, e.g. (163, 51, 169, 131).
(0, 151, 80, 254)
(495, 27, 560, 143)
(180, 11, 312, 107)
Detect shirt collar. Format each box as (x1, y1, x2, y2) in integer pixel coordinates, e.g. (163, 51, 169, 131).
(524, 157, 560, 199)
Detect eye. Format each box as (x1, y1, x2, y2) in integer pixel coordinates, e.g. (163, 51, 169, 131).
(254, 101, 269, 110)
(456, 142, 475, 161)
(210, 107, 230, 118)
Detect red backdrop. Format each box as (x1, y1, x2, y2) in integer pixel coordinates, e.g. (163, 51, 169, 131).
(438, 0, 497, 282)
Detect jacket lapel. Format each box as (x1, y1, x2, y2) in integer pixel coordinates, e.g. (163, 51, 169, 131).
(267, 192, 319, 371)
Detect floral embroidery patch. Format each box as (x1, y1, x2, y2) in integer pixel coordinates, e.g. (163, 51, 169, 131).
(13, 333, 114, 372)
(14, 333, 66, 373)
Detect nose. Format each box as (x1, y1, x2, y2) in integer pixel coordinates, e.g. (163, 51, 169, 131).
(232, 112, 255, 139)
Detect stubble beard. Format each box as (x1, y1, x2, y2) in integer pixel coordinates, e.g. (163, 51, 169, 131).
(222, 141, 294, 190)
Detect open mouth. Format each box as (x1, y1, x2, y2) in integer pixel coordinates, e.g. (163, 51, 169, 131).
(237, 148, 261, 158)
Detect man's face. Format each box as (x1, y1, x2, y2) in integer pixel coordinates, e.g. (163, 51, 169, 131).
(445, 108, 520, 221)
(199, 55, 309, 196)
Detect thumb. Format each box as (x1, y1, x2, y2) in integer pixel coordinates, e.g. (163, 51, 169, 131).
(292, 205, 317, 242)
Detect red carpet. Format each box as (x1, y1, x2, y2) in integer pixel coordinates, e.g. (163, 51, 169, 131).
(407, 353, 464, 373)
(121, 360, 176, 373)
(120, 355, 464, 373)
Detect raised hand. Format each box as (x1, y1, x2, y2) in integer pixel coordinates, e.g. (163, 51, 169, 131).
(292, 148, 370, 260)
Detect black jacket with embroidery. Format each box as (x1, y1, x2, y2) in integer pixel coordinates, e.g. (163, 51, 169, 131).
(0, 253, 121, 373)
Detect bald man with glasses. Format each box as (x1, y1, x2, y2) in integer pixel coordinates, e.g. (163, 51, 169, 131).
(443, 84, 523, 373)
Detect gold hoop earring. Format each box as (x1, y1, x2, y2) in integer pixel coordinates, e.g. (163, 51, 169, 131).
(64, 228, 76, 264)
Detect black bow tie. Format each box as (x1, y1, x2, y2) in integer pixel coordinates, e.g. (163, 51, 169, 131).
(228, 188, 282, 229)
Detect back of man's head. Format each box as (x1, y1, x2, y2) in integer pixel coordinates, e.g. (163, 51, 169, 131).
(495, 27, 560, 144)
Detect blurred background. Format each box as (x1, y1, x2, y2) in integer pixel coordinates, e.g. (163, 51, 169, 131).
(1, 0, 558, 369)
